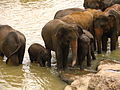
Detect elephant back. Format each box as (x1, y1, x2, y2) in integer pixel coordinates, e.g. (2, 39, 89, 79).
(0, 25, 15, 41)
(54, 8, 85, 19)
(61, 11, 93, 30)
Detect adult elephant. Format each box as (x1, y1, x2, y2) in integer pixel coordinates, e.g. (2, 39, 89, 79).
(0, 25, 26, 65)
(94, 10, 119, 53)
(41, 19, 83, 70)
(54, 8, 85, 19)
(94, 4, 120, 53)
(104, 4, 120, 35)
(84, 0, 120, 11)
(60, 9, 104, 51)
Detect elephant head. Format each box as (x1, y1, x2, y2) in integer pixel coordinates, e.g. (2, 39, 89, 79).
(55, 23, 83, 67)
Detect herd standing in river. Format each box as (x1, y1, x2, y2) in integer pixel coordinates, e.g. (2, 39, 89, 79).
(0, 0, 120, 71)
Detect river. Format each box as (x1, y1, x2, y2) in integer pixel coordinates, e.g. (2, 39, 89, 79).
(0, 0, 84, 90)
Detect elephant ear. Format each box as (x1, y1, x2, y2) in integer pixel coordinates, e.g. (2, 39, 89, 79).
(108, 14, 116, 28)
(76, 24, 83, 36)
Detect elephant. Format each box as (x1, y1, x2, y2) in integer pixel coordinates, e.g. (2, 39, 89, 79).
(0, 25, 26, 65)
(54, 8, 85, 19)
(83, 30, 96, 60)
(60, 10, 93, 31)
(28, 43, 51, 67)
(75, 30, 96, 70)
(94, 10, 119, 53)
(59, 9, 104, 51)
(104, 4, 120, 36)
(41, 19, 83, 70)
(84, 0, 120, 11)
(77, 33, 92, 69)
(68, 30, 96, 69)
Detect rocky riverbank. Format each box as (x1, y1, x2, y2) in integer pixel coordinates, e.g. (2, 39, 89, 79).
(60, 59, 120, 90)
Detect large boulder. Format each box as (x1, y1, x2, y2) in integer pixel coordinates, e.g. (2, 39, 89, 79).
(64, 59, 120, 90)
(84, 0, 120, 11)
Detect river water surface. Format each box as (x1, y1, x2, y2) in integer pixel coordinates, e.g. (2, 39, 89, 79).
(0, 0, 84, 90)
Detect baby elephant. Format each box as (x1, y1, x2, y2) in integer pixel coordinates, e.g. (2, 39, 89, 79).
(28, 43, 50, 67)
(78, 30, 96, 70)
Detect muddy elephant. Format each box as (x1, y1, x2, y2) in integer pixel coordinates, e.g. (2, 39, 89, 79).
(54, 8, 85, 19)
(84, 0, 120, 11)
(94, 10, 119, 53)
(28, 43, 51, 67)
(41, 19, 83, 70)
(0, 25, 26, 65)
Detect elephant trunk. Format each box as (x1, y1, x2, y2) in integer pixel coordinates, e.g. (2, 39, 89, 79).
(70, 39, 78, 67)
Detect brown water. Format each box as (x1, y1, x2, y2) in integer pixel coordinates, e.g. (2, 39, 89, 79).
(0, 0, 84, 90)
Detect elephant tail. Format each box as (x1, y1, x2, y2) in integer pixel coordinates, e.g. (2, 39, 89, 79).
(6, 31, 22, 64)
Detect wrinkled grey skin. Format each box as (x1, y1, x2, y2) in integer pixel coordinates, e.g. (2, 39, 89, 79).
(28, 43, 51, 67)
(54, 8, 85, 19)
(84, 0, 120, 11)
(0, 25, 26, 65)
(77, 30, 96, 70)
(41, 19, 83, 70)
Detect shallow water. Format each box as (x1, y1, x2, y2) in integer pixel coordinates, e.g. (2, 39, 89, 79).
(0, 0, 84, 90)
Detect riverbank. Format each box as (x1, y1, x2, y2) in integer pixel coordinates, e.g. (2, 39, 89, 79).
(61, 58, 120, 90)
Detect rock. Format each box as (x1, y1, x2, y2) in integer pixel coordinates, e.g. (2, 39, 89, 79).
(64, 60, 120, 90)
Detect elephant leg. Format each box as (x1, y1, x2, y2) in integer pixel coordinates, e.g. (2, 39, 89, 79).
(37, 56, 45, 67)
(46, 49, 51, 67)
(79, 55, 85, 70)
(111, 35, 118, 51)
(93, 38, 96, 51)
(77, 46, 85, 70)
(102, 36, 108, 53)
(56, 47, 64, 70)
(91, 43, 96, 60)
(0, 52, 4, 58)
(42, 60, 46, 67)
(29, 53, 34, 63)
(87, 46, 92, 67)
(7, 53, 19, 66)
(62, 45, 69, 70)
(97, 39, 102, 54)
(18, 45, 25, 64)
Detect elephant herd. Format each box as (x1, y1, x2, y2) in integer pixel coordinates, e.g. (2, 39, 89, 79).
(0, 3, 120, 71)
